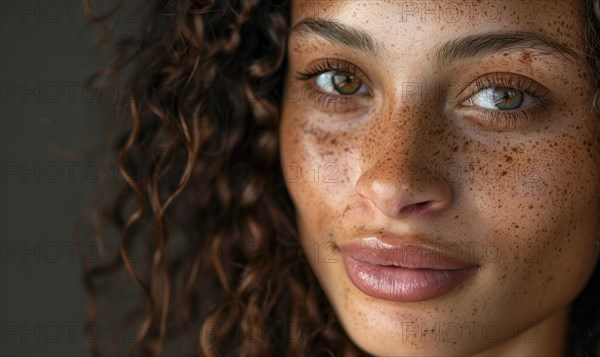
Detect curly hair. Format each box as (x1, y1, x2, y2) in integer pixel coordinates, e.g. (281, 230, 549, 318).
(81, 0, 600, 356)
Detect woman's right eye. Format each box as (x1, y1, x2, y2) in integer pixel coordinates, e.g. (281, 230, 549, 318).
(315, 70, 370, 96)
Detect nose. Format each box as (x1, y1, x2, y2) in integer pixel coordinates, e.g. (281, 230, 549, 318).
(354, 112, 454, 221)
(355, 159, 453, 219)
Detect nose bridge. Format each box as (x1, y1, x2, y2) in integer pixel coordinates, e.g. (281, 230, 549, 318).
(365, 67, 444, 153)
(370, 99, 441, 178)
(355, 93, 453, 220)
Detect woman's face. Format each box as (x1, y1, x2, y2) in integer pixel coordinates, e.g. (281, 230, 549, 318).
(280, 0, 600, 355)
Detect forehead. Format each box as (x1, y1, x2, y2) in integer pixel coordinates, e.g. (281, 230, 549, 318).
(290, 0, 585, 52)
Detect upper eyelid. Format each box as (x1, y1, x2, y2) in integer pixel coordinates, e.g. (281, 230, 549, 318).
(466, 89, 537, 108)
(295, 59, 374, 97)
(454, 73, 551, 106)
(296, 58, 368, 80)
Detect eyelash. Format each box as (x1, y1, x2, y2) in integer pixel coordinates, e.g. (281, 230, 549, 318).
(295, 60, 552, 129)
(459, 73, 552, 130)
(296, 58, 359, 80)
(295, 58, 368, 112)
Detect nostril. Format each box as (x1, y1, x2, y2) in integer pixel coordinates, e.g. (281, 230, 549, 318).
(399, 201, 433, 216)
(355, 162, 454, 220)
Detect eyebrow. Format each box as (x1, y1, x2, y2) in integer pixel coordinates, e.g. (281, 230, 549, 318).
(290, 18, 581, 66)
(290, 18, 384, 60)
(434, 32, 581, 67)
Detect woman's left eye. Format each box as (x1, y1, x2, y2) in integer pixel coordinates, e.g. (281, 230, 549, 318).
(315, 70, 370, 96)
(464, 86, 537, 110)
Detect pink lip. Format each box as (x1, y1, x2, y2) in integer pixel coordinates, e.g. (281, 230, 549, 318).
(339, 237, 479, 302)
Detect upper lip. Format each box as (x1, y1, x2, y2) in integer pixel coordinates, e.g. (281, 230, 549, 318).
(337, 235, 479, 270)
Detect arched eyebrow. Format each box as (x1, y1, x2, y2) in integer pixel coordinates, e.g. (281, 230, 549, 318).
(434, 31, 582, 67)
(290, 18, 582, 66)
(290, 18, 384, 60)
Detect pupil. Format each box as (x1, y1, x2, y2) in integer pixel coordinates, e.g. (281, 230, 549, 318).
(492, 86, 523, 110)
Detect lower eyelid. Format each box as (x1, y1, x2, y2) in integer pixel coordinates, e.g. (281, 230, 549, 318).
(458, 103, 547, 131)
(300, 83, 367, 113)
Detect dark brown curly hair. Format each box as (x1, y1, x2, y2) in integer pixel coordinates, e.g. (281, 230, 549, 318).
(80, 0, 600, 356)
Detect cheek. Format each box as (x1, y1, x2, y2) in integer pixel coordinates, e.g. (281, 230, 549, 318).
(279, 109, 359, 231)
(279, 104, 365, 299)
(469, 132, 600, 304)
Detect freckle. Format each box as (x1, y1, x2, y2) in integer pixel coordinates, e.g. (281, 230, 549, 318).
(519, 52, 533, 65)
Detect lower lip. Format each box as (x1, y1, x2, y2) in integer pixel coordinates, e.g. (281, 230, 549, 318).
(343, 255, 478, 302)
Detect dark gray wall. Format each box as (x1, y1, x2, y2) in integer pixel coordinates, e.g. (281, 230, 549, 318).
(1, 2, 142, 356)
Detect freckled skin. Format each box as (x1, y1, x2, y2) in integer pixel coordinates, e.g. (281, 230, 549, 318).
(280, 1, 600, 356)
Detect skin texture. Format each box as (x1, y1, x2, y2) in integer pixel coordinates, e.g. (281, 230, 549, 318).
(280, 0, 600, 356)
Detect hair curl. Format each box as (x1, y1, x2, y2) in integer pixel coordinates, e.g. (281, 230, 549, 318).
(82, 0, 600, 356)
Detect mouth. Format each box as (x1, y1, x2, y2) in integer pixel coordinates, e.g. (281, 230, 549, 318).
(338, 236, 480, 302)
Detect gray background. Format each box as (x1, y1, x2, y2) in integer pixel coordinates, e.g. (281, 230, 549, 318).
(1, 1, 142, 356)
